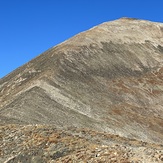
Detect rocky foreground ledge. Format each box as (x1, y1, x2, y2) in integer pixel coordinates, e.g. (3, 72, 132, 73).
(0, 124, 163, 163)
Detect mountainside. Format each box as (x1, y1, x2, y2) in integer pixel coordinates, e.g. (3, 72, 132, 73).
(0, 17, 163, 155)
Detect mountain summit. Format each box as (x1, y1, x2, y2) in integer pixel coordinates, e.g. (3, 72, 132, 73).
(0, 18, 163, 148)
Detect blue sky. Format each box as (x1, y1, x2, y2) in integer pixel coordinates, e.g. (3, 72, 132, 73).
(0, 0, 163, 78)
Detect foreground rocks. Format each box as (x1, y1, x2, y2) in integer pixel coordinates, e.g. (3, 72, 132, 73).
(1, 124, 163, 163)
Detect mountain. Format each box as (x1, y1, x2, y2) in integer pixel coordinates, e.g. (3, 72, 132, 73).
(0, 18, 163, 162)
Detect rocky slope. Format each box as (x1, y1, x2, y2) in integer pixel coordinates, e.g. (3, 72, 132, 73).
(0, 18, 163, 162)
(1, 125, 163, 163)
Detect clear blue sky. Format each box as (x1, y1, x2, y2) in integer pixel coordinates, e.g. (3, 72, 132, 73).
(0, 0, 163, 78)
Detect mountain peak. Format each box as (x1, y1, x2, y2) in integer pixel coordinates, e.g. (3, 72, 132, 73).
(0, 18, 163, 146)
(57, 17, 163, 53)
(118, 17, 139, 20)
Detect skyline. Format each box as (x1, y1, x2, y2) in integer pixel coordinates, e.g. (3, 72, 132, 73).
(0, 0, 163, 78)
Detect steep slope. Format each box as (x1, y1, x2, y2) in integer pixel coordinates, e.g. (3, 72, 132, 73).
(0, 18, 163, 144)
